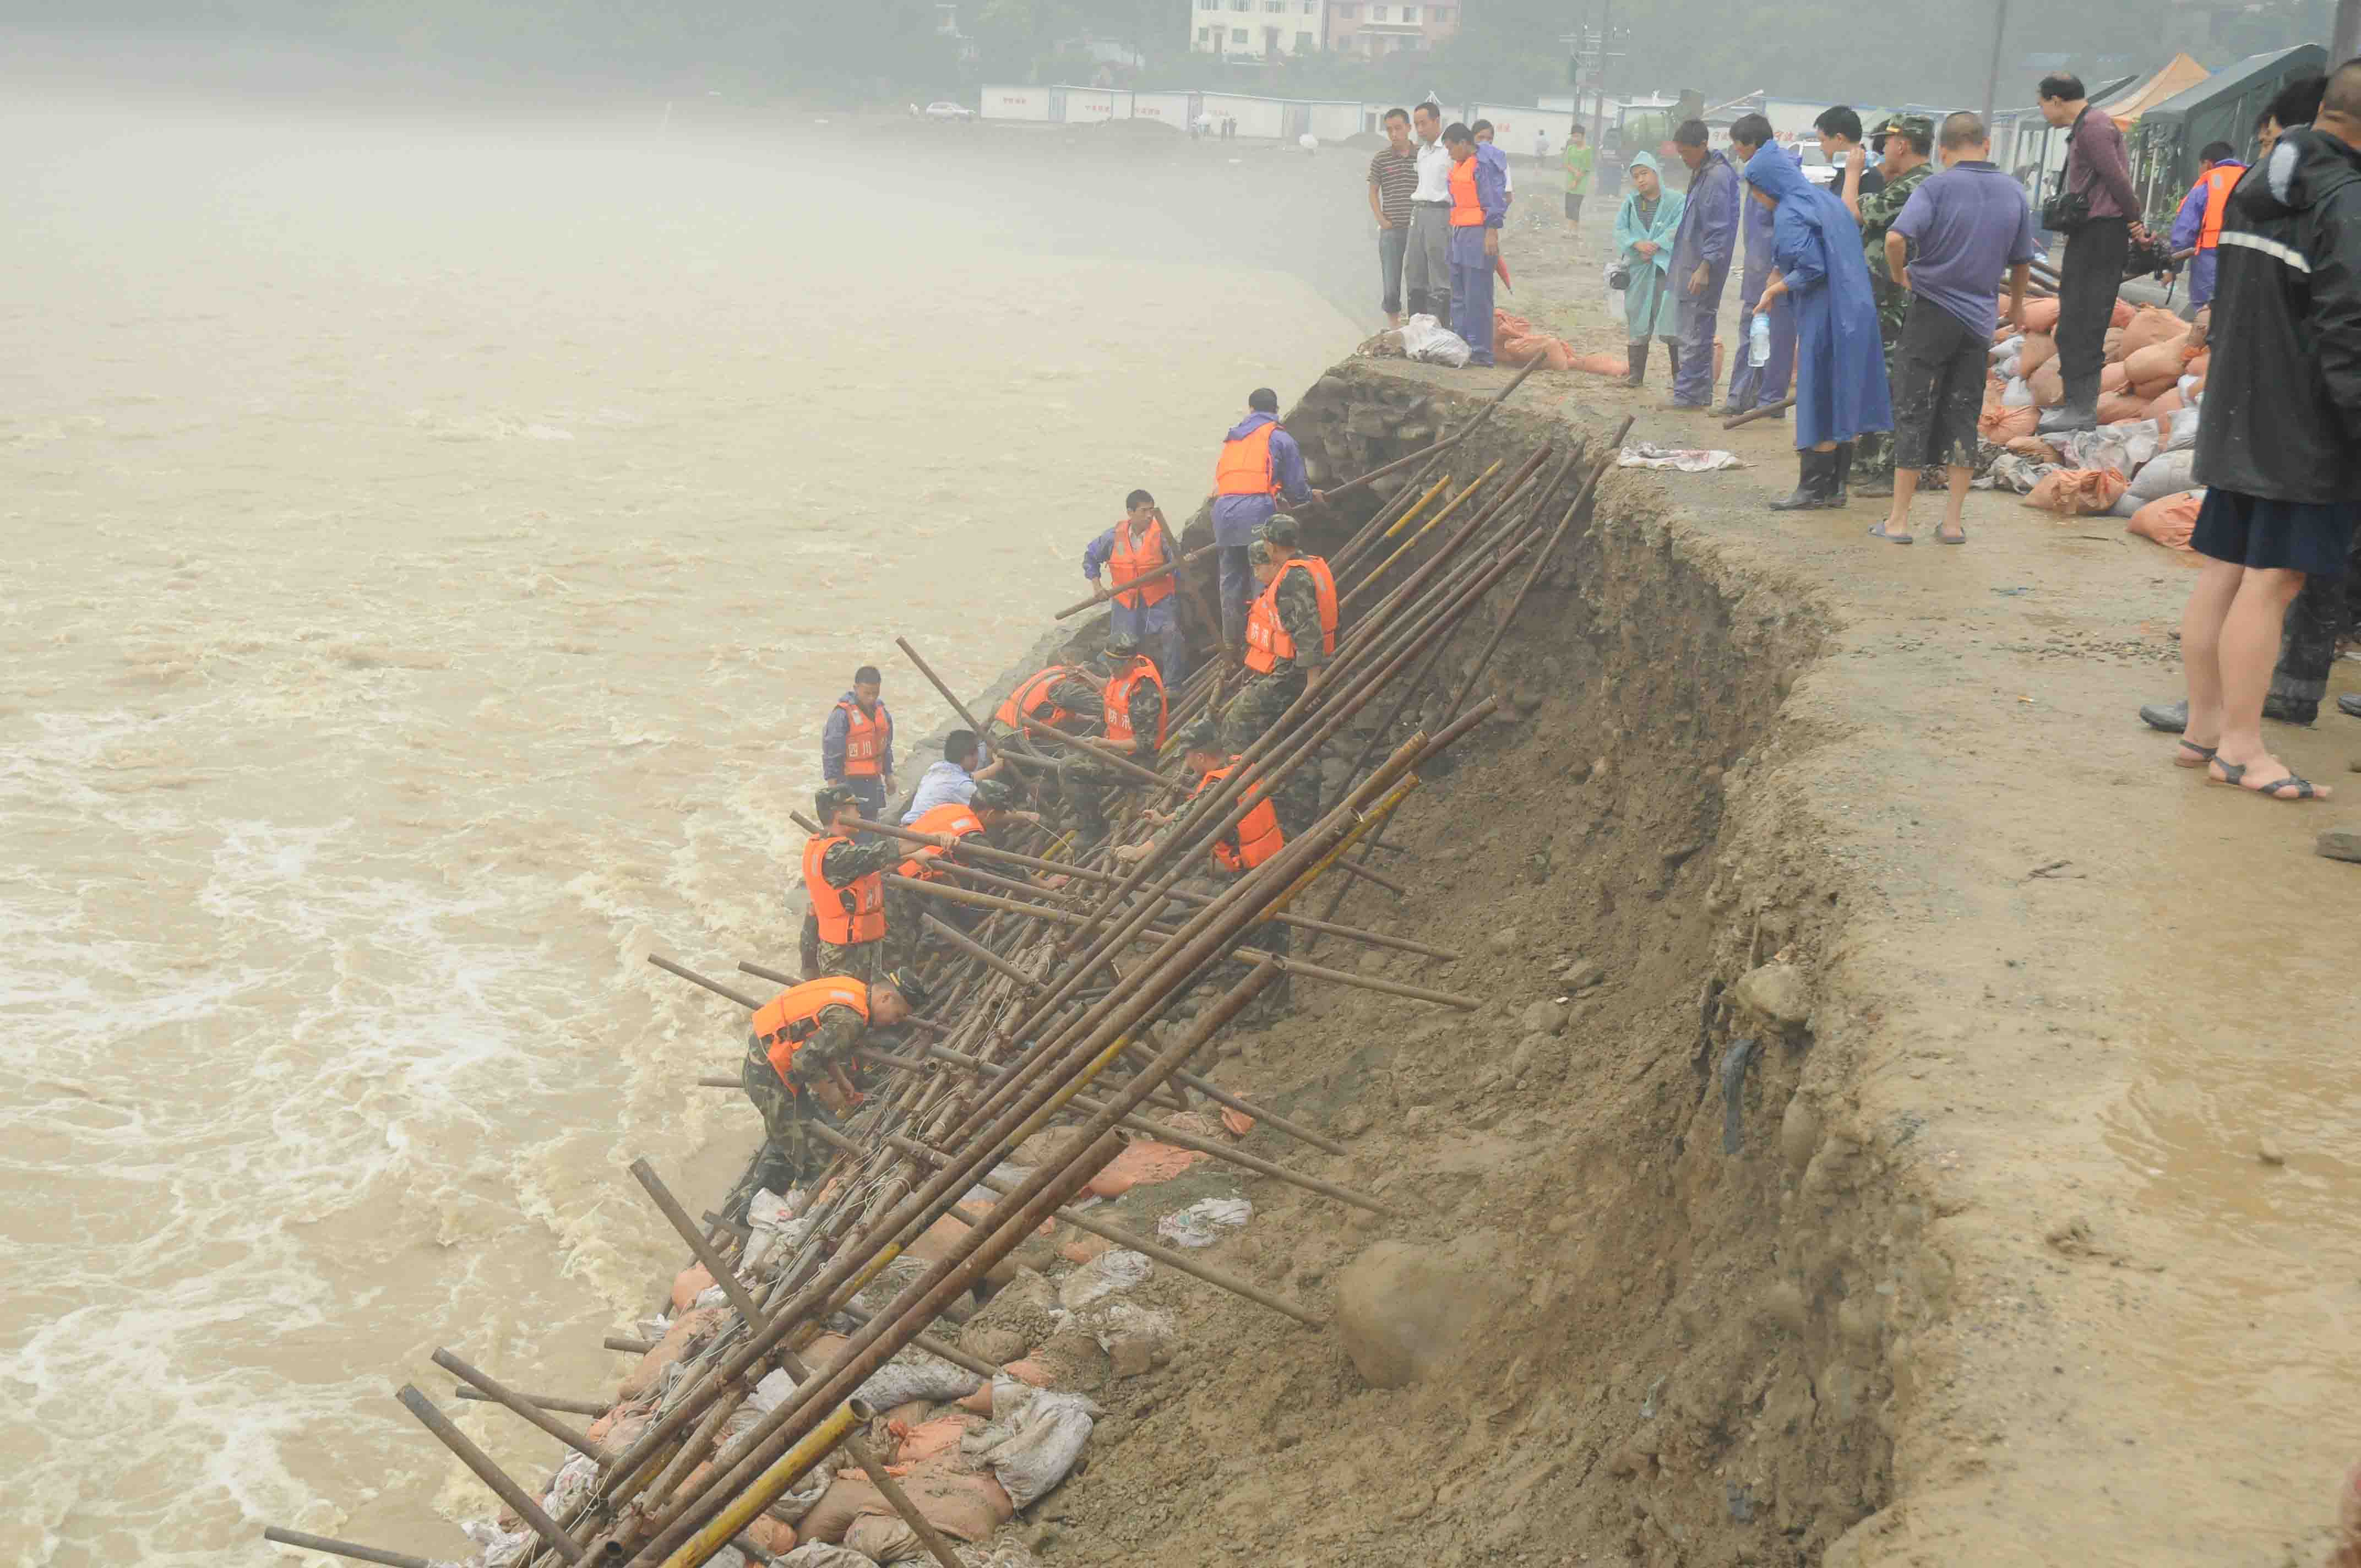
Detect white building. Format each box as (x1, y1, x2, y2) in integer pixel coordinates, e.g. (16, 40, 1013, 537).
(1189, 0, 1327, 59)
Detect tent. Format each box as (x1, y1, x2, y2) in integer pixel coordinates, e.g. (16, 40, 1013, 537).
(2133, 43, 2330, 220)
(2099, 52, 2211, 128)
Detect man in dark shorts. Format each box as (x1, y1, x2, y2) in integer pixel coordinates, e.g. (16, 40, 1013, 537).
(1869, 112, 2038, 546)
(1367, 107, 1419, 328)
(2172, 58, 2361, 805)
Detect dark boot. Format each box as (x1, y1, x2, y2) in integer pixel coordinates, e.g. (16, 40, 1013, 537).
(1769, 448, 1832, 510)
(1829, 442, 1854, 508)
(2037, 371, 2100, 435)
(1623, 340, 1648, 388)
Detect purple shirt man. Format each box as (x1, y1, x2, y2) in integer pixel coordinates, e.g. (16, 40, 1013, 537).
(1889, 159, 2041, 339)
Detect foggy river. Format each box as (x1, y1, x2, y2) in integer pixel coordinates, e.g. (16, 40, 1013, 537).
(1, 87, 1358, 1564)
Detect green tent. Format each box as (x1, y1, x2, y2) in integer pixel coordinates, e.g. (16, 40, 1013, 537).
(2132, 43, 2330, 224)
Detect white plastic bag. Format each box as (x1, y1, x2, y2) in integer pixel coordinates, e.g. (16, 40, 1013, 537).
(2000, 376, 2035, 408)
(1155, 1197, 1251, 1248)
(856, 1341, 983, 1411)
(2126, 448, 2198, 504)
(2162, 405, 2201, 454)
(1056, 1248, 1151, 1310)
(965, 1384, 1103, 1508)
(1398, 313, 1472, 367)
(1989, 333, 2024, 361)
(2060, 422, 2158, 478)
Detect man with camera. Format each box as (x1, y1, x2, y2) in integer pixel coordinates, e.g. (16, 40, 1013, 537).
(2034, 74, 2148, 434)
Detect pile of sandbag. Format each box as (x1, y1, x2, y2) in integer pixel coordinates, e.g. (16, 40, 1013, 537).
(1979, 294, 2208, 545)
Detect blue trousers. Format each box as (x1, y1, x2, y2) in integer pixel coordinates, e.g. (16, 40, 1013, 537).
(1726, 271, 1796, 411)
(1217, 544, 1252, 650)
(1449, 244, 1496, 367)
(1110, 596, 1189, 687)
(839, 776, 887, 839)
(1672, 260, 1730, 406)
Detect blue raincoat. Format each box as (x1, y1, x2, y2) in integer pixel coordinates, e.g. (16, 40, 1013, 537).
(1743, 151, 1891, 450)
(1614, 153, 1684, 342)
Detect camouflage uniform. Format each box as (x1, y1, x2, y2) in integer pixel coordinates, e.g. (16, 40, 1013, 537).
(806, 832, 901, 984)
(1218, 548, 1331, 754)
(1853, 139, 1935, 490)
(1067, 658, 1167, 840)
(722, 999, 865, 1222)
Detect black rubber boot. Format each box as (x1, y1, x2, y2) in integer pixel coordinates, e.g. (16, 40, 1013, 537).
(1624, 340, 1648, 388)
(1769, 449, 1832, 511)
(1829, 442, 1854, 508)
(2037, 372, 2101, 435)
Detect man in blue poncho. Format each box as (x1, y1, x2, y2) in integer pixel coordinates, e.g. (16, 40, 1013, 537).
(1748, 146, 1894, 510)
(1664, 119, 1740, 411)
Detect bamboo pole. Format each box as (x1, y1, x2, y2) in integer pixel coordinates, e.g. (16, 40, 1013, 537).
(261, 1527, 435, 1568)
(920, 912, 1045, 990)
(450, 1384, 610, 1420)
(437, 1349, 599, 1459)
(605, 1336, 656, 1355)
(1723, 397, 1793, 431)
(395, 1385, 584, 1563)
(1320, 432, 1466, 501)
(652, 1400, 863, 1568)
(1052, 541, 1217, 620)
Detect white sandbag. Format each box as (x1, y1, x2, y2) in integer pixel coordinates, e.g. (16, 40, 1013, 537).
(778, 1547, 882, 1568)
(2126, 449, 2199, 504)
(461, 1520, 534, 1568)
(842, 1515, 924, 1564)
(2000, 377, 2035, 409)
(1056, 1248, 1151, 1310)
(1995, 352, 2022, 380)
(855, 1341, 983, 1411)
(1077, 1298, 1178, 1367)
(2058, 422, 2158, 478)
(2162, 405, 2201, 454)
(1990, 333, 2024, 361)
(964, 1385, 1103, 1509)
(2106, 492, 2144, 519)
(1399, 313, 1472, 367)
(1155, 1197, 1252, 1249)
(743, 1191, 815, 1278)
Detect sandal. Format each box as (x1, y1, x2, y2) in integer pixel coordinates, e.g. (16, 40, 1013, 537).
(2174, 738, 2218, 769)
(1867, 522, 1913, 545)
(1936, 522, 1967, 545)
(2210, 758, 2329, 801)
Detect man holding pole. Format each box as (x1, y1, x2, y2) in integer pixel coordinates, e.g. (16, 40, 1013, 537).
(1218, 519, 1334, 841)
(1082, 489, 1188, 684)
(1212, 389, 1321, 658)
(820, 666, 895, 829)
(722, 969, 924, 1222)
(804, 786, 954, 985)
(1064, 633, 1168, 841)
(885, 778, 1027, 971)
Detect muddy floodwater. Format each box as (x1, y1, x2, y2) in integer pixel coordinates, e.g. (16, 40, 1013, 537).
(1, 89, 1357, 1565)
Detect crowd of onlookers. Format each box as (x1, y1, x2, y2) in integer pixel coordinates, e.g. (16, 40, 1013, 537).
(1363, 62, 2361, 830)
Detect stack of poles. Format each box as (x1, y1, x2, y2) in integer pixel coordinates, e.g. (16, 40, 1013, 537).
(264, 375, 1631, 1568)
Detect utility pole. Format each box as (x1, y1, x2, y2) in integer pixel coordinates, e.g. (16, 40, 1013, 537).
(1981, 0, 2010, 127)
(1592, 0, 1614, 148)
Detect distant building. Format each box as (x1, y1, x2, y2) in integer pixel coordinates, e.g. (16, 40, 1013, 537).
(1324, 0, 1459, 57)
(1189, 0, 1328, 58)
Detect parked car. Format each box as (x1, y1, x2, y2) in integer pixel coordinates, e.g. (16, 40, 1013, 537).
(1795, 140, 1838, 187)
(923, 101, 975, 122)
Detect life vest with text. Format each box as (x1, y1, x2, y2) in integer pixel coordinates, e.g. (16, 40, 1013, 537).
(803, 834, 885, 945)
(1241, 556, 1339, 674)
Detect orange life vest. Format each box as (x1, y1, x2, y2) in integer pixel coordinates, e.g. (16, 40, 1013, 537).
(752, 977, 869, 1086)
(1109, 516, 1175, 609)
(2195, 162, 2243, 251)
(1101, 656, 1167, 750)
(835, 699, 891, 778)
(1449, 153, 1484, 227)
(1195, 761, 1284, 873)
(803, 833, 885, 945)
(995, 665, 1081, 733)
(1242, 556, 1339, 674)
(1214, 421, 1282, 499)
(895, 802, 984, 881)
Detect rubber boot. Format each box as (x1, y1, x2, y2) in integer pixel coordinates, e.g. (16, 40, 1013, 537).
(1659, 343, 1689, 406)
(2037, 371, 2100, 435)
(1768, 448, 1831, 511)
(1623, 341, 1648, 388)
(1829, 442, 1854, 508)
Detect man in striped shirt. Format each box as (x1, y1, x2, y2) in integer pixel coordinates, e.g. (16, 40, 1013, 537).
(1368, 107, 1419, 328)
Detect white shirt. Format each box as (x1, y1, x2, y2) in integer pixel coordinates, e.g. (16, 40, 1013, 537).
(1411, 137, 1452, 202)
(900, 760, 977, 823)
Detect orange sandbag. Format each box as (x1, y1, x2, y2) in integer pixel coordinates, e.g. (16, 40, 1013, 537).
(743, 1518, 797, 1556)
(2100, 362, 2131, 393)
(2018, 331, 2057, 375)
(2112, 298, 2136, 328)
(619, 1306, 729, 1401)
(1220, 1106, 1255, 1137)
(2117, 304, 2184, 359)
(2123, 337, 2191, 387)
(2097, 391, 2152, 423)
(1058, 1229, 1112, 1265)
(1086, 1140, 1207, 1197)
(671, 1262, 714, 1314)
(1568, 350, 1630, 378)
(2147, 387, 2185, 420)
(956, 1383, 995, 1415)
(2021, 296, 2061, 333)
(2186, 350, 2208, 382)
(2005, 434, 2063, 462)
(2103, 326, 2126, 361)
(2128, 491, 2204, 552)
(1002, 1358, 1054, 1387)
(2028, 360, 2064, 407)
(804, 1463, 1015, 1546)
(886, 1415, 978, 1466)
(2023, 467, 2129, 516)
(1493, 310, 1575, 371)
(1979, 402, 2038, 443)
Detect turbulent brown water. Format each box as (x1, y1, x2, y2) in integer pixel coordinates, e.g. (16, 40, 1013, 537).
(1, 89, 1356, 1565)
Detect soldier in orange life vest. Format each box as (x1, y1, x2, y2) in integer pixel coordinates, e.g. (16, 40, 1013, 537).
(802, 786, 955, 985)
(1219, 515, 1338, 758)
(1212, 389, 1325, 657)
(820, 665, 896, 832)
(882, 777, 1030, 971)
(1062, 633, 1169, 842)
(721, 967, 927, 1222)
(1083, 489, 1190, 685)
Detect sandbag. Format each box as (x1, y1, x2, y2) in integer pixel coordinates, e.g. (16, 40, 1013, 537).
(619, 1307, 729, 1402)
(1493, 311, 1575, 371)
(2103, 326, 2126, 361)
(2111, 298, 2136, 328)
(2060, 421, 2159, 477)
(2096, 392, 2151, 424)
(803, 1463, 1015, 1548)
(2186, 349, 2209, 384)
(2100, 362, 2131, 394)
(2028, 360, 2064, 407)
(964, 1385, 1102, 1509)
(672, 1263, 716, 1314)
(2147, 388, 2185, 420)
(777, 1547, 878, 1568)
(2023, 467, 2129, 516)
(2128, 448, 2199, 503)
(1398, 313, 1470, 367)
(2005, 434, 2063, 462)
(2162, 405, 2201, 454)
(1057, 1247, 1152, 1310)
(2117, 304, 2185, 359)
(2017, 331, 2057, 375)
(2123, 337, 2190, 387)
(1979, 402, 2038, 443)
(1568, 350, 1630, 378)
(2021, 296, 2060, 333)
(2129, 491, 2205, 552)
(2000, 375, 2035, 409)
(1086, 1141, 1206, 1198)
(856, 1341, 984, 1411)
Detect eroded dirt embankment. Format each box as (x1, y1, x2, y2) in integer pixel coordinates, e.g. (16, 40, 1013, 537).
(1000, 360, 1955, 1566)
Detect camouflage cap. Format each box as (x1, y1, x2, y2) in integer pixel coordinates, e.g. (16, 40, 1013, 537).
(1259, 513, 1301, 548)
(814, 785, 859, 819)
(1106, 630, 1142, 655)
(1177, 715, 1220, 751)
(1870, 113, 1934, 153)
(1248, 540, 1275, 565)
(882, 967, 932, 1010)
(971, 778, 1015, 809)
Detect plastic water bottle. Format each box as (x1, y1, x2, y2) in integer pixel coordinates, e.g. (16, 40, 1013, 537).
(1749, 311, 1771, 368)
